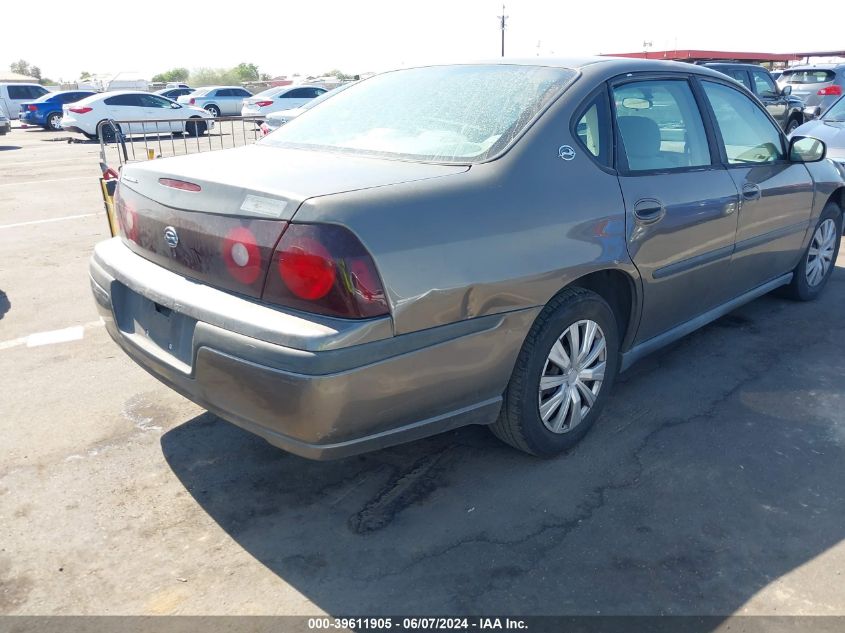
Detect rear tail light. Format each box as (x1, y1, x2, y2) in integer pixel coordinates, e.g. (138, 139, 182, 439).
(222, 226, 264, 284)
(189, 98, 196, 105)
(114, 184, 138, 242)
(69, 106, 92, 114)
(263, 224, 389, 319)
(255, 100, 274, 107)
(27, 105, 37, 111)
(818, 85, 842, 96)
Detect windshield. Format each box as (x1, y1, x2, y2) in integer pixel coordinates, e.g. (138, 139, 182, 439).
(823, 96, 845, 121)
(782, 70, 835, 85)
(260, 64, 576, 163)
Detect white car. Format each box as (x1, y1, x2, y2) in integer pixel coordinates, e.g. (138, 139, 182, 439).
(240, 85, 327, 120)
(60, 91, 214, 140)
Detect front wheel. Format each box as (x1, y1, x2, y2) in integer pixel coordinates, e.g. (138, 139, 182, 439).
(185, 118, 207, 137)
(786, 118, 801, 135)
(491, 287, 620, 457)
(781, 202, 842, 301)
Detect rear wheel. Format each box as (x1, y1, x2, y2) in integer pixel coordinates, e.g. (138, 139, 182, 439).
(186, 117, 207, 137)
(781, 202, 842, 301)
(205, 104, 221, 118)
(45, 112, 62, 131)
(491, 287, 619, 457)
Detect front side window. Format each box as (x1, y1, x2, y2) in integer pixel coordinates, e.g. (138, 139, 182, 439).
(262, 64, 576, 163)
(574, 92, 611, 167)
(702, 80, 784, 164)
(139, 94, 171, 108)
(751, 71, 778, 98)
(822, 96, 845, 121)
(612, 79, 711, 172)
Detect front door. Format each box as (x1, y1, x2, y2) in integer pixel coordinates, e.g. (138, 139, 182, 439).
(699, 79, 815, 293)
(612, 77, 741, 344)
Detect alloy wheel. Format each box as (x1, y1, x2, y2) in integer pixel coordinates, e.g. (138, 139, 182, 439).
(48, 114, 62, 131)
(806, 218, 837, 287)
(538, 319, 606, 434)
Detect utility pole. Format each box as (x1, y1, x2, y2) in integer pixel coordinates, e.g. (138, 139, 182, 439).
(497, 4, 508, 57)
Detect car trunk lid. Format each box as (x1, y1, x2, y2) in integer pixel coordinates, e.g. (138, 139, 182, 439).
(115, 144, 468, 299)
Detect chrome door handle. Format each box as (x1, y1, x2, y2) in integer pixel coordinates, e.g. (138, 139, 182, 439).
(633, 198, 666, 224)
(742, 184, 761, 200)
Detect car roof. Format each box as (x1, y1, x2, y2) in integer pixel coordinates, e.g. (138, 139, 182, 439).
(407, 57, 731, 82)
(784, 64, 843, 70)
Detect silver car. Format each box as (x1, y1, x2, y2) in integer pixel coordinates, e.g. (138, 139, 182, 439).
(779, 64, 845, 113)
(91, 59, 844, 460)
(177, 86, 253, 117)
(791, 94, 845, 164)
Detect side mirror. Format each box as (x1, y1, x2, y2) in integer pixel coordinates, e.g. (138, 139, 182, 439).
(781, 84, 792, 96)
(789, 136, 826, 163)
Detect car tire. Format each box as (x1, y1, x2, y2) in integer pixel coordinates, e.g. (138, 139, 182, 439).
(186, 118, 207, 137)
(491, 287, 619, 457)
(97, 121, 120, 144)
(45, 112, 62, 131)
(786, 118, 801, 135)
(780, 201, 842, 301)
(205, 105, 221, 118)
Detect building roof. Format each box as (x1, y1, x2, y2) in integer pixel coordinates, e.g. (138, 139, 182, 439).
(0, 71, 39, 83)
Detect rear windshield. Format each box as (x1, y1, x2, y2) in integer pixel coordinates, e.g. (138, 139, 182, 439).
(190, 88, 211, 97)
(260, 64, 576, 163)
(782, 70, 836, 84)
(253, 86, 282, 98)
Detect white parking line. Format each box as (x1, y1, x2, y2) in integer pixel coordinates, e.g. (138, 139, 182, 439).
(0, 175, 90, 188)
(0, 319, 104, 351)
(0, 213, 98, 229)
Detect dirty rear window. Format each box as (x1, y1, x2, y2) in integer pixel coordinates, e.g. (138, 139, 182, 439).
(781, 70, 836, 84)
(260, 64, 576, 163)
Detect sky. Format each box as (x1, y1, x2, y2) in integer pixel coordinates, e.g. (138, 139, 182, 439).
(2, 0, 841, 82)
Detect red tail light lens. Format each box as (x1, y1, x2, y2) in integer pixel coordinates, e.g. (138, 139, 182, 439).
(114, 184, 138, 242)
(69, 106, 93, 114)
(27, 105, 37, 111)
(222, 226, 263, 284)
(189, 98, 196, 105)
(264, 224, 389, 318)
(818, 85, 842, 96)
(255, 100, 274, 107)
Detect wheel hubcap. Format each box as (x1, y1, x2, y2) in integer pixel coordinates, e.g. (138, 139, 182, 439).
(49, 115, 60, 129)
(538, 319, 606, 434)
(806, 219, 837, 287)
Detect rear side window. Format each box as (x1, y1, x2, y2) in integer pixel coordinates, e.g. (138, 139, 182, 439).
(751, 70, 778, 97)
(702, 80, 784, 164)
(574, 91, 612, 167)
(725, 69, 751, 90)
(104, 94, 143, 106)
(612, 79, 711, 172)
(8, 85, 36, 99)
(782, 70, 835, 84)
(234, 89, 251, 97)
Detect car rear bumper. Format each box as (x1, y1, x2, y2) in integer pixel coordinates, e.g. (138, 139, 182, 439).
(90, 238, 534, 459)
(19, 112, 42, 125)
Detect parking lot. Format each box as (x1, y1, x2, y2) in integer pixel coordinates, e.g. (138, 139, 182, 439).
(1, 120, 845, 619)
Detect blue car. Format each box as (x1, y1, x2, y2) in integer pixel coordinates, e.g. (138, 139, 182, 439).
(20, 90, 96, 131)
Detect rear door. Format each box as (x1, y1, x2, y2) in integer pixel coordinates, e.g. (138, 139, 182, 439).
(612, 75, 741, 343)
(750, 68, 787, 128)
(699, 79, 814, 293)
